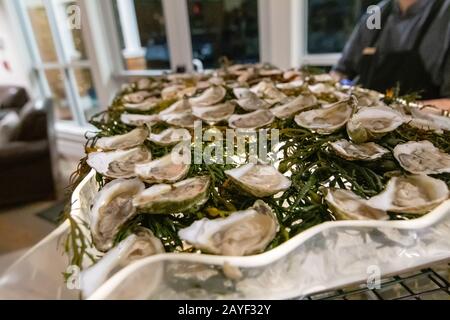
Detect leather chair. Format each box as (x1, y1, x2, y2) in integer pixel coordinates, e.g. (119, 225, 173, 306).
(0, 98, 58, 207)
(0, 86, 29, 111)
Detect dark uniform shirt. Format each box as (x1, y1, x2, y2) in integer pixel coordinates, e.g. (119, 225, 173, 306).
(334, 0, 450, 98)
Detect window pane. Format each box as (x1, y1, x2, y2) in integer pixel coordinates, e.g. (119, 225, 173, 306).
(25, 0, 58, 62)
(73, 69, 98, 121)
(44, 69, 73, 121)
(307, 0, 379, 54)
(187, 0, 260, 69)
(113, 0, 170, 70)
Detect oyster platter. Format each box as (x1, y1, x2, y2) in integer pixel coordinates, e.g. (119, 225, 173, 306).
(1, 63, 450, 300)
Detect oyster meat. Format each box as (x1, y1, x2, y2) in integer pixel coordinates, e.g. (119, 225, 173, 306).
(95, 127, 149, 151)
(124, 97, 160, 112)
(159, 97, 191, 115)
(235, 90, 271, 111)
(367, 175, 449, 215)
(90, 178, 145, 252)
(120, 114, 160, 127)
(87, 146, 151, 179)
(160, 112, 199, 129)
(192, 102, 235, 124)
(135, 145, 191, 184)
(276, 80, 304, 91)
(270, 94, 317, 119)
(393, 141, 450, 175)
(225, 163, 291, 197)
(122, 91, 151, 104)
(189, 85, 226, 106)
(133, 176, 210, 214)
(228, 109, 275, 130)
(323, 188, 388, 220)
(294, 100, 353, 135)
(148, 128, 192, 146)
(178, 200, 279, 256)
(330, 139, 390, 161)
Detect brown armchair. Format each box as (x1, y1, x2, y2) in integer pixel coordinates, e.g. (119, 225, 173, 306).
(0, 99, 58, 207)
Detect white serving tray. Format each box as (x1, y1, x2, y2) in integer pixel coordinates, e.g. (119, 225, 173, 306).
(1, 169, 450, 300)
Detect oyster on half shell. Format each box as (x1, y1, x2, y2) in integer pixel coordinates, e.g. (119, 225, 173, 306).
(178, 200, 279, 256)
(95, 127, 149, 151)
(235, 90, 270, 111)
(192, 102, 235, 124)
(133, 176, 210, 214)
(228, 109, 275, 130)
(189, 85, 226, 107)
(225, 162, 291, 197)
(160, 112, 199, 129)
(330, 139, 390, 161)
(270, 94, 317, 120)
(90, 178, 145, 252)
(393, 141, 450, 175)
(120, 114, 160, 127)
(87, 146, 151, 179)
(159, 97, 191, 115)
(367, 175, 449, 215)
(122, 91, 151, 104)
(148, 128, 192, 146)
(124, 97, 160, 112)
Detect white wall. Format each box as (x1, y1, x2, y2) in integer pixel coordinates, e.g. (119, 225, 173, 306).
(0, 0, 31, 88)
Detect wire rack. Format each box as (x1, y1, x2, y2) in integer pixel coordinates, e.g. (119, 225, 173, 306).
(306, 262, 450, 300)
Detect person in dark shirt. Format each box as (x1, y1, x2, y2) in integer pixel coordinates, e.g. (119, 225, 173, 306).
(332, 0, 450, 109)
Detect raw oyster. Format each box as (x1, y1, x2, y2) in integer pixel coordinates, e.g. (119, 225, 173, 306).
(189, 85, 226, 106)
(276, 80, 304, 91)
(80, 228, 164, 297)
(178, 200, 279, 256)
(393, 141, 450, 175)
(408, 108, 450, 132)
(294, 100, 353, 135)
(161, 85, 185, 100)
(347, 106, 405, 143)
(367, 175, 449, 215)
(313, 74, 334, 83)
(192, 102, 235, 124)
(251, 80, 287, 104)
(136, 78, 152, 90)
(225, 163, 291, 197)
(95, 127, 149, 151)
(135, 145, 191, 184)
(308, 83, 335, 95)
(323, 188, 388, 220)
(87, 146, 151, 179)
(148, 128, 192, 146)
(330, 139, 390, 161)
(228, 109, 275, 130)
(122, 91, 151, 104)
(120, 114, 160, 127)
(160, 112, 199, 129)
(270, 94, 317, 119)
(133, 176, 210, 214)
(90, 178, 145, 252)
(124, 97, 160, 112)
(235, 90, 270, 111)
(159, 97, 191, 115)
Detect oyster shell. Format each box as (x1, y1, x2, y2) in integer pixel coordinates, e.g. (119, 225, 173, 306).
(189, 85, 226, 106)
(87, 146, 151, 179)
(95, 127, 149, 151)
(120, 114, 160, 127)
(178, 200, 279, 256)
(347, 106, 405, 143)
(135, 145, 191, 184)
(308, 83, 335, 95)
(270, 94, 317, 119)
(160, 112, 199, 129)
(393, 141, 450, 175)
(323, 188, 388, 220)
(408, 108, 450, 132)
(80, 228, 164, 297)
(330, 139, 390, 161)
(159, 97, 191, 115)
(276, 80, 304, 91)
(225, 163, 291, 197)
(192, 102, 235, 124)
(124, 97, 160, 112)
(90, 178, 145, 252)
(133, 176, 210, 214)
(228, 109, 275, 130)
(294, 100, 353, 135)
(148, 128, 192, 146)
(251, 80, 287, 104)
(367, 175, 449, 215)
(235, 90, 270, 111)
(122, 91, 151, 104)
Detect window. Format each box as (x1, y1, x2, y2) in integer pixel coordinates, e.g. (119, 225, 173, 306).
(307, 0, 378, 54)
(187, 0, 260, 69)
(16, 0, 98, 125)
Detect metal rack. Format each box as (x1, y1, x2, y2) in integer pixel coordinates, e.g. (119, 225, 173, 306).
(307, 263, 450, 300)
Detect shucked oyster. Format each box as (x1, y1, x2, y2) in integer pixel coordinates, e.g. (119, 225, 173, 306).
(178, 200, 279, 256)
(367, 175, 449, 215)
(124, 97, 160, 112)
(122, 91, 151, 104)
(323, 188, 388, 220)
(189, 85, 226, 106)
(87, 146, 151, 179)
(120, 114, 160, 127)
(133, 176, 210, 214)
(80, 228, 164, 298)
(235, 90, 270, 111)
(393, 141, 450, 175)
(408, 108, 450, 133)
(160, 112, 199, 129)
(251, 80, 287, 105)
(225, 163, 291, 197)
(347, 106, 405, 143)
(228, 109, 275, 130)
(95, 127, 149, 151)
(294, 100, 353, 135)
(148, 128, 192, 146)
(330, 139, 390, 161)
(159, 97, 191, 115)
(192, 102, 235, 124)
(135, 145, 191, 184)
(270, 94, 317, 119)
(90, 178, 145, 252)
